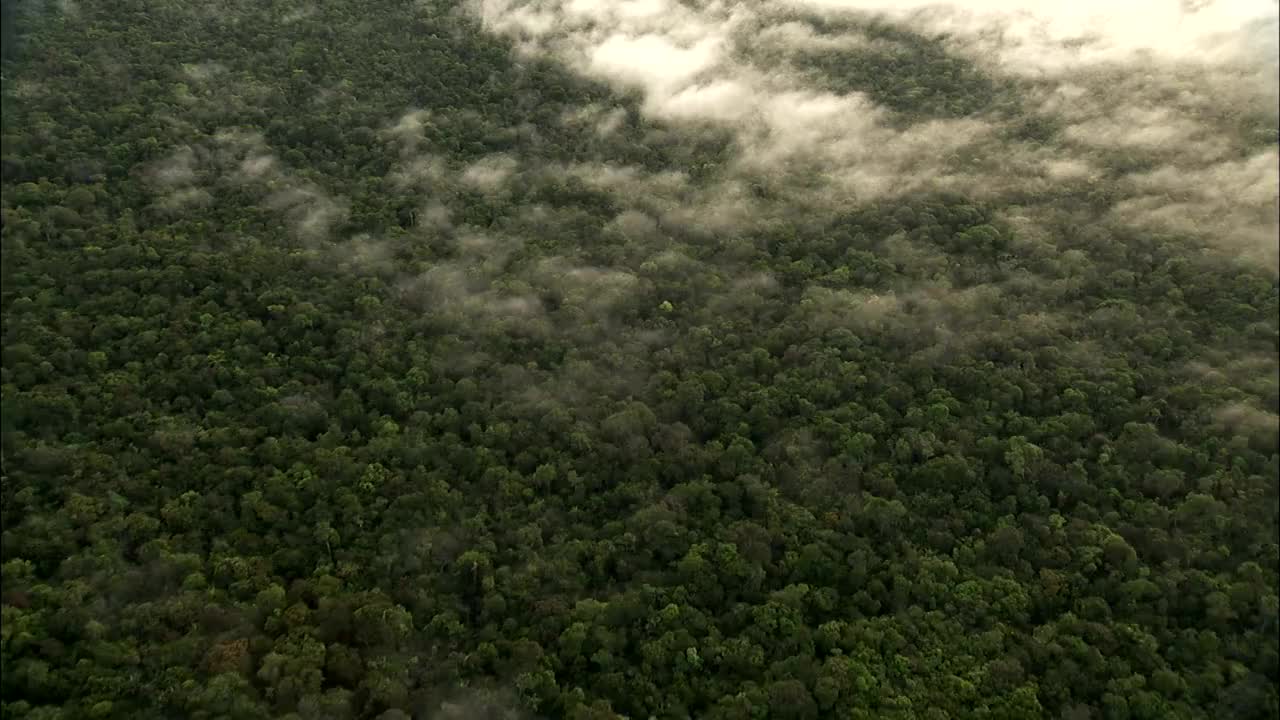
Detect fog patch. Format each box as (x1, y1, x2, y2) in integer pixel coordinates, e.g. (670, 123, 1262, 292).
(7, 79, 47, 100)
(142, 146, 219, 214)
(418, 200, 455, 229)
(1111, 149, 1280, 274)
(1214, 402, 1280, 446)
(1186, 352, 1280, 406)
(802, 287, 903, 333)
(465, 0, 1275, 276)
(589, 34, 724, 96)
(401, 263, 549, 336)
(389, 155, 451, 192)
(663, 80, 756, 122)
(706, 270, 782, 315)
(1042, 158, 1098, 181)
(263, 183, 350, 243)
(1064, 106, 1213, 152)
(606, 209, 660, 241)
(332, 235, 398, 275)
(799, 277, 1011, 343)
(752, 19, 904, 55)
(807, 0, 1280, 73)
(455, 229, 525, 272)
(882, 232, 953, 279)
(535, 258, 642, 314)
(562, 103, 628, 136)
(426, 687, 526, 720)
(212, 130, 352, 244)
(281, 5, 317, 24)
(557, 161, 691, 206)
(153, 187, 215, 214)
(466, 0, 1001, 215)
(181, 62, 227, 83)
(383, 109, 435, 155)
(144, 146, 201, 189)
(460, 154, 520, 193)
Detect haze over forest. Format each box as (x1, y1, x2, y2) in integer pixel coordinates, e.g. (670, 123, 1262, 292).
(0, 0, 1277, 718)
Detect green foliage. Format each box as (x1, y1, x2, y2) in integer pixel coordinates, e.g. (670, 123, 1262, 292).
(2, 0, 1278, 719)
(741, 13, 1014, 123)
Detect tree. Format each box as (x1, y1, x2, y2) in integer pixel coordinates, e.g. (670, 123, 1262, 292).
(768, 679, 819, 720)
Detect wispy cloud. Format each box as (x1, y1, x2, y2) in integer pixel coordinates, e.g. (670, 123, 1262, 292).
(463, 0, 1276, 276)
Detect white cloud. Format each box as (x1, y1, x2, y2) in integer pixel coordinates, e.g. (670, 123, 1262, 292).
(459, 0, 1275, 274)
(589, 34, 723, 94)
(796, 0, 1279, 71)
(1112, 149, 1279, 274)
(145, 146, 200, 188)
(1214, 401, 1280, 444)
(460, 154, 520, 192)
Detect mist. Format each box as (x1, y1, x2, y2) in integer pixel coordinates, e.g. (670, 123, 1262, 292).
(462, 0, 1278, 277)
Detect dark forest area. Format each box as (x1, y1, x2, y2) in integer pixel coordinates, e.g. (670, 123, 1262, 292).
(1, 0, 1277, 718)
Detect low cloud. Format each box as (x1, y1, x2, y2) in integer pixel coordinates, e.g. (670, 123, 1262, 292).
(388, 155, 451, 192)
(153, 187, 215, 214)
(383, 109, 435, 156)
(562, 103, 629, 136)
(263, 184, 351, 243)
(829, 0, 1280, 73)
(400, 262, 550, 335)
(533, 258, 642, 317)
(180, 62, 227, 83)
(462, 0, 1276, 275)
(1214, 402, 1280, 447)
(143, 146, 200, 189)
(142, 131, 353, 246)
(460, 154, 520, 193)
(1112, 149, 1280, 274)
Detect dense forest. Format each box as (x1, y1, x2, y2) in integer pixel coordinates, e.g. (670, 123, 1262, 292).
(1, 0, 1278, 718)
